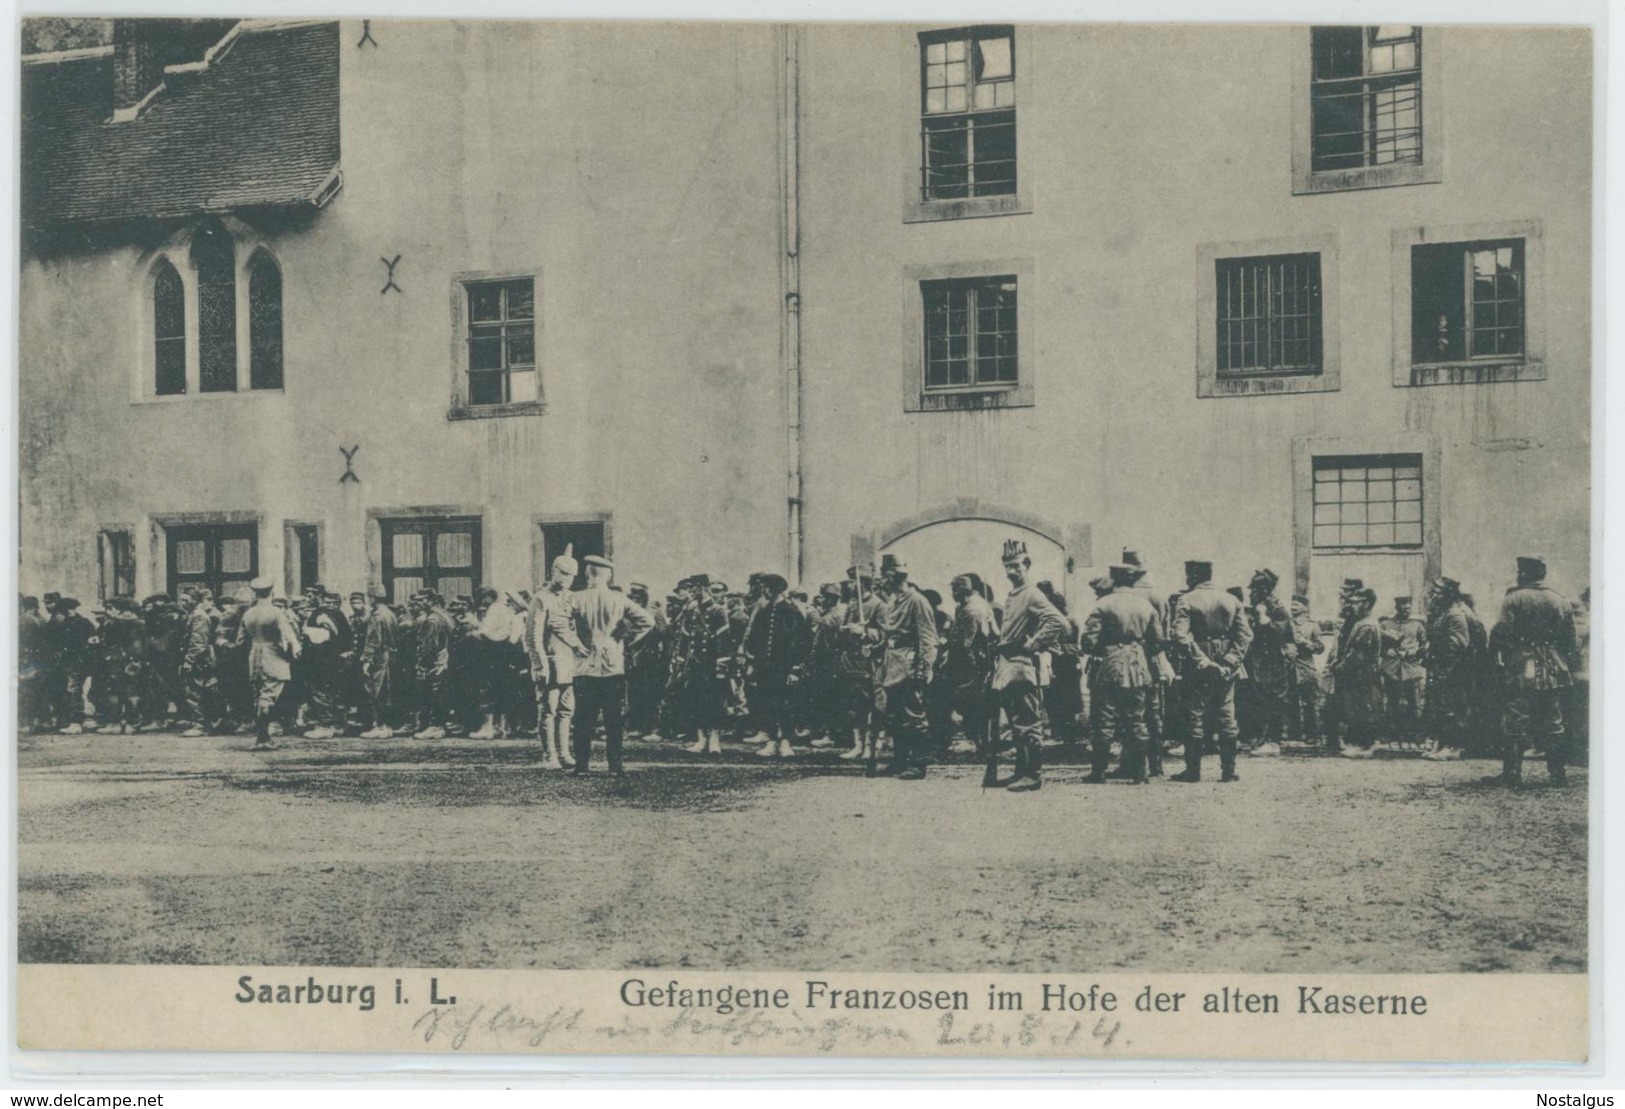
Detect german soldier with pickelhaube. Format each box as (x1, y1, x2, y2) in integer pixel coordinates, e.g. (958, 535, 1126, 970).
(1488, 555, 1580, 786)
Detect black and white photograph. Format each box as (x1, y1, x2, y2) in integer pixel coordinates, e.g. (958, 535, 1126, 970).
(14, 13, 1594, 1060)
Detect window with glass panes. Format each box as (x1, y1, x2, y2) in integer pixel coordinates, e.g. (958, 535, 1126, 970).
(191, 224, 237, 393)
(464, 278, 536, 407)
(98, 530, 136, 601)
(922, 276, 1018, 390)
(166, 523, 258, 599)
(1310, 26, 1422, 172)
(1312, 455, 1423, 549)
(1216, 253, 1323, 376)
(919, 27, 1016, 201)
(380, 517, 482, 606)
(153, 260, 186, 396)
(1411, 240, 1525, 364)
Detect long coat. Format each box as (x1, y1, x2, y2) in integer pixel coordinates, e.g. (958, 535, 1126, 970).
(1332, 613, 1384, 726)
(1493, 583, 1580, 692)
(238, 600, 301, 682)
(1081, 586, 1164, 689)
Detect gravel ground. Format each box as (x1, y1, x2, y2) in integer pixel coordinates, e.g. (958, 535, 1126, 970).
(17, 731, 1587, 974)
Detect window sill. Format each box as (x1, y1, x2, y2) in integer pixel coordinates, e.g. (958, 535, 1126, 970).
(904, 193, 1031, 224)
(913, 386, 1032, 412)
(1311, 545, 1425, 557)
(1198, 370, 1338, 398)
(447, 401, 546, 421)
(1293, 161, 1442, 196)
(1406, 360, 1543, 386)
(134, 388, 284, 406)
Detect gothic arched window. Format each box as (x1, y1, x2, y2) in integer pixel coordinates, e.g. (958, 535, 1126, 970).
(248, 251, 283, 390)
(153, 259, 186, 396)
(191, 224, 236, 392)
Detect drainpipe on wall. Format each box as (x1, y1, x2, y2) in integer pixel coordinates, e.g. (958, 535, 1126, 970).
(777, 24, 805, 585)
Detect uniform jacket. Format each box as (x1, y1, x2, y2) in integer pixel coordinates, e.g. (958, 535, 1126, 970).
(182, 605, 217, 672)
(1494, 582, 1580, 691)
(993, 582, 1067, 690)
(1170, 583, 1254, 678)
(1081, 585, 1164, 689)
(742, 596, 810, 684)
(238, 600, 301, 682)
(415, 608, 454, 677)
(1244, 594, 1293, 694)
(1287, 613, 1325, 687)
(571, 587, 654, 679)
(525, 586, 585, 684)
(360, 604, 398, 675)
(1332, 612, 1384, 725)
(864, 584, 940, 688)
(1425, 604, 1471, 682)
(945, 592, 998, 685)
(1379, 616, 1429, 681)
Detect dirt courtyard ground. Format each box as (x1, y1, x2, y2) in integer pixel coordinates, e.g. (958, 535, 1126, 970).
(17, 732, 1587, 974)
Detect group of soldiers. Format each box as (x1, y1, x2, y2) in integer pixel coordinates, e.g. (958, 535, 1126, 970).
(18, 538, 1587, 790)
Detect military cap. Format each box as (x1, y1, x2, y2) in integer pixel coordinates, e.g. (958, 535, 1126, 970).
(628, 581, 649, 594)
(1394, 595, 1413, 604)
(1250, 568, 1279, 591)
(689, 573, 712, 590)
(880, 552, 907, 574)
(250, 575, 275, 594)
(107, 596, 135, 612)
(1000, 538, 1027, 563)
(271, 597, 289, 609)
(476, 586, 499, 603)
(349, 590, 367, 601)
(818, 582, 841, 599)
(583, 554, 613, 571)
(60, 596, 81, 609)
(1516, 555, 1547, 579)
(1339, 577, 1364, 594)
(758, 572, 788, 596)
(1184, 560, 1213, 579)
(551, 543, 579, 578)
(142, 593, 172, 607)
(43, 592, 61, 606)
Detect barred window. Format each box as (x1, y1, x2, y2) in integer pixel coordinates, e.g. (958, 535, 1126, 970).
(191, 224, 236, 393)
(1312, 454, 1423, 548)
(919, 27, 1016, 202)
(248, 252, 283, 390)
(922, 276, 1018, 390)
(153, 260, 186, 396)
(1411, 240, 1525, 364)
(1310, 26, 1422, 173)
(465, 278, 537, 407)
(1216, 254, 1323, 376)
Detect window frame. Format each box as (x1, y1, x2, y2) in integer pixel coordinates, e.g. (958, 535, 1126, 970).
(1196, 233, 1341, 398)
(1390, 219, 1546, 386)
(378, 515, 485, 605)
(97, 528, 137, 602)
(1291, 25, 1443, 195)
(134, 220, 286, 404)
(448, 268, 545, 420)
(1214, 253, 1325, 380)
(901, 25, 1033, 224)
(163, 522, 260, 601)
(902, 257, 1034, 412)
(1310, 452, 1425, 551)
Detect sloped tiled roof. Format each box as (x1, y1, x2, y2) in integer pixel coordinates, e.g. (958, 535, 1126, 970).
(22, 21, 340, 228)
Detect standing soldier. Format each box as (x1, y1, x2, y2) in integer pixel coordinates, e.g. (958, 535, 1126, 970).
(179, 588, 223, 737)
(1333, 587, 1385, 757)
(569, 554, 654, 776)
(1379, 595, 1429, 747)
(53, 597, 95, 735)
(97, 597, 147, 734)
(1080, 558, 1165, 785)
(680, 576, 732, 756)
(944, 573, 998, 758)
(1489, 556, 1581, 786)
(804, 583, 844, 747)
(358, 588, 398, 740)
(139, 594, 184, 731)
(987, 540, 1067, 791)
(527, 546, 587, 769)
(1284, 594, 1325, 745)
(19, 595, 47, 734)
(624, 582, 666, 740)
(740, 572, 810, 759)
(830, 567, 880, 763)
(1121, 550, 1174, 776)
(1242, 569, 1292, 756)
(214, 593, 251, 732)
(1421, 577, 1471, 761)
(237, 576, 301, 751)
(412, 591, 455, 741)
(1169, 560, 1254, 783)
(299, 590, 347, 740)
(850, 553, 940, 781)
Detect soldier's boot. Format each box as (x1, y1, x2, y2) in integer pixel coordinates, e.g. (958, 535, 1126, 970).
(555, 720, 576, 768)
(706, 729, 723, 754)
(252, 711, 277, 750)
(685, 731, 709, 754)
(839, 730, 865, 760)
(471, 714, 498, 740)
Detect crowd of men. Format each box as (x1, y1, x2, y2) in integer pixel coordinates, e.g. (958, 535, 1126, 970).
(17, 539, 1588, 790)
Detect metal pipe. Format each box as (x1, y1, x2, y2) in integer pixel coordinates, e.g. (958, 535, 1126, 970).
(778, 24, 805, 585)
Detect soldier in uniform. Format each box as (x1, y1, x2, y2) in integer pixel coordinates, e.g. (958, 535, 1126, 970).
(53, 597, 94, 734)
(1489, 556, 1581, 786)
(1080, 558, 1165, 784)
(300, 588, 348, 740)
(527, 546, 587, 768)
(179, 588, 223, 737)
(740, 571, 810, 759)
(1421, 577, 1471, 761)
(19, 595, 47, 734)
(987, 540, 1067, 791)
(1285, 594, 1325, 745)
(830, 567, 880, 762)
(1458, 592, 1492, 756)
(1121, 550, 1174, 775)
(1169, 560, 1254, 783)
(412, 591, 456, 741)
(944, 573, 998, 758)
(849, 553, 939, 780)
(679, 575, 732, 755)
(1333, 587, 1385, 757)
(803, 583, 844, 747)
(624, 582, 667, 740)
(569, 554, 654, 776)
(358, 588, 398, 740)
(97, 596, 147, 734)
(1242, 569, 1292, 756)
(1379, 595, 1429, 747)
(139, 594, 184, 731)
(237, 576, 301, 750)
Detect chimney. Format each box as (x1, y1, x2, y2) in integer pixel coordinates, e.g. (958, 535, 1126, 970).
(111, 20, 164, 114)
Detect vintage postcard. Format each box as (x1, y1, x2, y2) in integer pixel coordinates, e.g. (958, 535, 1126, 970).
(14, 16, 1593, 1065)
